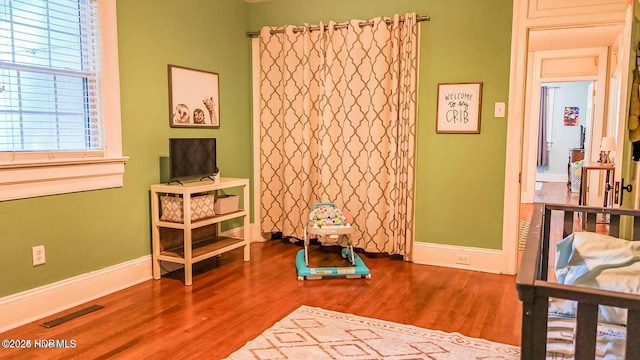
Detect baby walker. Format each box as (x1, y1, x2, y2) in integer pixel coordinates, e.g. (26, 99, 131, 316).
(296, 202, 371, 280)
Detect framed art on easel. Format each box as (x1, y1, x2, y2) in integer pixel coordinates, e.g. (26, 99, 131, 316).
(168, 65, 220, 128)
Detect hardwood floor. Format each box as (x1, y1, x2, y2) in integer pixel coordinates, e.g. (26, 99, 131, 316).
(0, 240, 522, 359)
(518, 181, 609, 278)
(519, 181, 579, 222)
(519, 181, 610, 235)
(517, 181, 576, 266)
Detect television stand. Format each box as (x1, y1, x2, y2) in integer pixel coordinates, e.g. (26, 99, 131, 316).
(150, 177, 250, 285)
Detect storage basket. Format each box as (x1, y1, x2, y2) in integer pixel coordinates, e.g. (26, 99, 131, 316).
(160, 194, 215, 223)
(214, 194, 239, 214)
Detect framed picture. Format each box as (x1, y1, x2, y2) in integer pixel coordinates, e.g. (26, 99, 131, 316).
(563, 106, 579, 126)
(436, 82, 483, 134)
(168, 65, 220, 128)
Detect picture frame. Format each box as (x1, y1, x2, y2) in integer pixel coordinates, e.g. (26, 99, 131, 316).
(436, 82, 483, 134)
(168, 65, 220, 128)
(563, 106, 579, 126)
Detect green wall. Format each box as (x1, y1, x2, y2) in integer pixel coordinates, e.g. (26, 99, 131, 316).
(0, 0, 252, 297)
(0, 0, 512, 298)
(248, 0, 513, 249)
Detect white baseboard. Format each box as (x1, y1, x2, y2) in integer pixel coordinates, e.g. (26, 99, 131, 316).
(222, 223, 265, 242)
(0, 255, 152, 333)
(412, 241, 508, 274)
(224, 224, 244, 240)
(250, 223, 268, 242)
(536, 173, 567, 183)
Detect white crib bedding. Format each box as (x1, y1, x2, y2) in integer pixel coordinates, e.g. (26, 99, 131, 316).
(543, 231, 640, 359)
(546, 315, 626, 360)
(553, 231, 640, 325)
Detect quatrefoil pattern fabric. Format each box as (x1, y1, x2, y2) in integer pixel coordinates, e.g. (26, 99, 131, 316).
(257, 13, 418, 257)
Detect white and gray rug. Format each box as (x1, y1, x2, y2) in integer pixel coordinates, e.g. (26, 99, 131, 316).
(225, 305, 520, 359)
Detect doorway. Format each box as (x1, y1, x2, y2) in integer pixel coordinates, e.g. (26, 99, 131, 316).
(533, 81, 593, 205)
(503, 2, 632, 274)
(520, 47, 608, 205)
(517, 45, 608, 265)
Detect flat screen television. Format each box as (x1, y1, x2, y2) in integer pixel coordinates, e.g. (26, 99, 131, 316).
(169, 138, 217, 183)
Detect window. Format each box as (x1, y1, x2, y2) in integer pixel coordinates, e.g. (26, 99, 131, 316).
(0, 0, 127, 201)
(0, 0, 102, 153)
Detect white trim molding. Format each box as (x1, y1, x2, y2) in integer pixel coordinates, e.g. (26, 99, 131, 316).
(412, 241, 507, 274)
(0, 1, 128, 201)
(0, 256, 151, 333)
(223, 223, 263, 242)
(0, 159, 127, 201)
(504, 0, 630, 276)
(536, 173, 568, 183)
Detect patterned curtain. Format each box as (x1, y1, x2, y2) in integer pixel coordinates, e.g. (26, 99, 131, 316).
(258, 13, 419, 258)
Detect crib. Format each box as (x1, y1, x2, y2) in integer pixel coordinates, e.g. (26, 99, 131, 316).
(516, 203, 640, 359)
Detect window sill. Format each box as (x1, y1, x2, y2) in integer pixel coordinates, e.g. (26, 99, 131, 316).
(0, 156, 129, 201)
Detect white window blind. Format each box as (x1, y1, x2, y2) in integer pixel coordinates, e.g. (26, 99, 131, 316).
(0, 0, 102, 155)
(0, 0, 125, 202)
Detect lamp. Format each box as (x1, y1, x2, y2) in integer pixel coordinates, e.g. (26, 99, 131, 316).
(600, 137, 617, 165)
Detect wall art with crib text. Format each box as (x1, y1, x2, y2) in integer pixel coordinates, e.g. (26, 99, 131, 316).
(436, 82, 483, 134)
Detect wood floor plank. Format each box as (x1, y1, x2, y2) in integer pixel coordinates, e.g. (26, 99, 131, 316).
(0, 240, 522, 359)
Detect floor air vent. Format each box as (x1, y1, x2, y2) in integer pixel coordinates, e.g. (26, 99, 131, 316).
(41, 304, 104, 328)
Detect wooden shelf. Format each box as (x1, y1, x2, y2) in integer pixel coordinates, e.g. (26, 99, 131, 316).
(155, 210, 247, 229)
(150, 177, 250, 285)
(159, 236, 245, 260)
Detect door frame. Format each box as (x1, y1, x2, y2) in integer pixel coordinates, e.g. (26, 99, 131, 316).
(502, 0, 631, 275)
(521, 47, 608, 204)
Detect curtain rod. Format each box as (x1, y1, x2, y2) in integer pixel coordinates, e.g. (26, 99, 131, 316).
(246, 14, 429, 38)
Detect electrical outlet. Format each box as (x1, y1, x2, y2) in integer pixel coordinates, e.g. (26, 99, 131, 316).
(455, 254, 471, 265)
(32, 245, 45, 266)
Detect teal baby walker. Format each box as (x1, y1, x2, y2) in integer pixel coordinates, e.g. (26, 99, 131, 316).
(296, 202, 371, 280)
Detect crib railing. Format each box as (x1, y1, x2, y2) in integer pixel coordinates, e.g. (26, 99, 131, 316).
(516, 203, 640, 360)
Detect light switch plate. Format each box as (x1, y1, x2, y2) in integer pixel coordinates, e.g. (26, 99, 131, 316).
(495, 102, 506, 118)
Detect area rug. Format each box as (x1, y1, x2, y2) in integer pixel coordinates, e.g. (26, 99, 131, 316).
(519, 219, 530, 251)
(224, 305, 520, 359)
